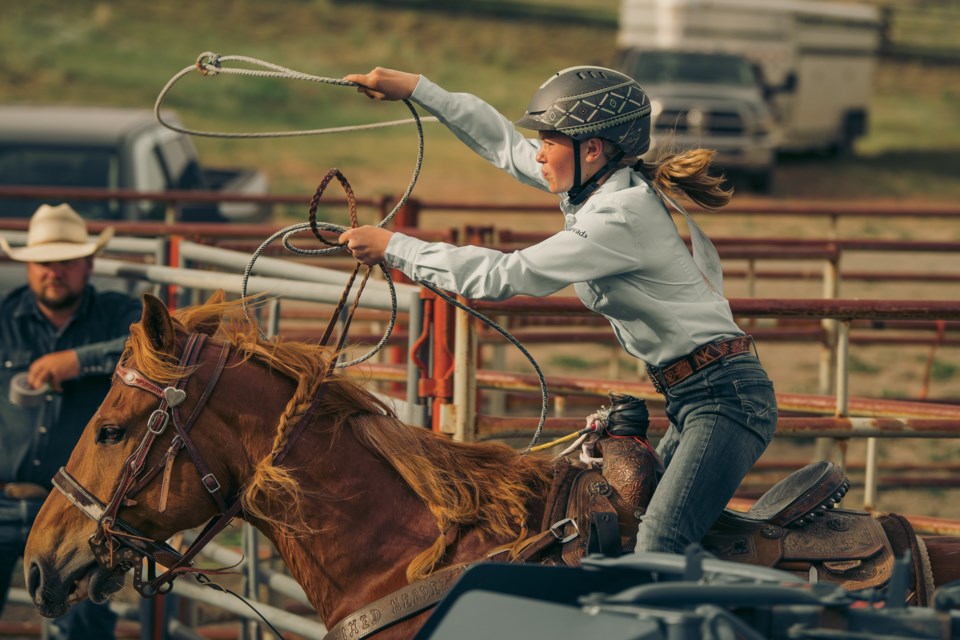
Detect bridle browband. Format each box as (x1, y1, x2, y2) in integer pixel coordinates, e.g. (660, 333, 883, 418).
(53, 331, 330, 597)
(54, 332, 229, 595)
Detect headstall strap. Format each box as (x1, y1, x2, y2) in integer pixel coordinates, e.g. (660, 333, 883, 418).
(57, 329, 336, 598)
(90, 334, 207, 574)
(55, 468, 185, 570)
(116, 366, 167, 399)
(72, 332, 229, 596)
(165, 341, 231, 514)
(98, 334, 206, 523)
(127, 342, 230, 502)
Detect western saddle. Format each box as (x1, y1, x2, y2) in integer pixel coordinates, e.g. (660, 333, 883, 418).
(540, 393, 900, 597)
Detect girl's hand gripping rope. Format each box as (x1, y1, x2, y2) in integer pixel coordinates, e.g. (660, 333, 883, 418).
(343, 68, 420, 101)
(339, 226, 394, 266)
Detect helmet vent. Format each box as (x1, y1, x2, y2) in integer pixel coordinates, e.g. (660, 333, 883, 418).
(577, 70, 608, 80)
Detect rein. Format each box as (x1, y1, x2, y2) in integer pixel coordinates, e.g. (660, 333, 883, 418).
(307, 169, 375, 358)
(53, 331, 331, 597)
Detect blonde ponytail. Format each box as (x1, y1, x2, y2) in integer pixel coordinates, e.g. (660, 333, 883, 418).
(602, 138, 733, 210)
(638, 148, 733, 210)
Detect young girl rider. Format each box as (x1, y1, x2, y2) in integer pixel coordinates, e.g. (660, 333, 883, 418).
(339, 66, 778, 554)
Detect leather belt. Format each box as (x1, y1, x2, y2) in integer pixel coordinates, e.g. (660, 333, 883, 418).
(646, 336, 754, 394)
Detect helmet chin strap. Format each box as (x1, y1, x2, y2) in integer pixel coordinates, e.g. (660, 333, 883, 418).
(567, 142, 624, 206)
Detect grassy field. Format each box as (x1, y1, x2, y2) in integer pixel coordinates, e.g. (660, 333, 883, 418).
(3, 0, 959, 207)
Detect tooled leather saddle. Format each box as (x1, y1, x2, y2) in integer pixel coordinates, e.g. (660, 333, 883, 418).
(537, 393, 910, 600)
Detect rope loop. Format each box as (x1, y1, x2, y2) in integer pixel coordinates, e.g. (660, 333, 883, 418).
(155, 52, 428, 245)
(238, 168, 398, 370)
(308, 168, 359, 246)
(195, 51, 221, 76)
(158, 52, 548, 442)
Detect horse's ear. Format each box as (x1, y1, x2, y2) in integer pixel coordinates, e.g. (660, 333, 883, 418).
(192, 290, 226, 337)
(204, 290, 226, 306)
(140, 293, 176, 355)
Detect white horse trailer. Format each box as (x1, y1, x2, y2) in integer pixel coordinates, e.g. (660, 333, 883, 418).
(618, 0, 882, 154)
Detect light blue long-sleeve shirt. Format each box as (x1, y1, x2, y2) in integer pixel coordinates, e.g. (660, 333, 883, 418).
(385, 76, 743, 366)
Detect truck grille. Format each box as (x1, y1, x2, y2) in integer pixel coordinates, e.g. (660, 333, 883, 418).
(655, 109, 746, 136)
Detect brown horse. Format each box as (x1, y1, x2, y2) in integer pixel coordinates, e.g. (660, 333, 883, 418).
(22, 295, 960, 639)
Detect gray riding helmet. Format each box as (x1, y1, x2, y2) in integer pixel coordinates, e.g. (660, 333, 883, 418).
(517, 65, 652, 157)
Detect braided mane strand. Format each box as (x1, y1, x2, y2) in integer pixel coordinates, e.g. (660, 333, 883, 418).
(124, 298, 552, 579)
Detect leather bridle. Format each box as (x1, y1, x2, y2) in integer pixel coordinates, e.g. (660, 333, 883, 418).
(53, 332, 239, 596)
(54, 329, 332, 597)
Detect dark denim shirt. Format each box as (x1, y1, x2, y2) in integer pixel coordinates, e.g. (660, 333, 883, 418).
(0, 285, 142, 489)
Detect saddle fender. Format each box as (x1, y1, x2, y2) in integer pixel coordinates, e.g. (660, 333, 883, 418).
(538, 432, 662, 565)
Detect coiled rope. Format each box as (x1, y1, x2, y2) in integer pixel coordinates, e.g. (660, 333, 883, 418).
(155, 52, 549, 449)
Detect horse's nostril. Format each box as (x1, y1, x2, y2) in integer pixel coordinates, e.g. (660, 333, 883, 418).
(28, 562, 42, 601)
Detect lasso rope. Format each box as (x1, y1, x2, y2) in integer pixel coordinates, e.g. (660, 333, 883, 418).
(421, 284, 549, 451)
(154, 52, 439, 140)
(155, 52, 550, 448)
(154, 52, 428, 255)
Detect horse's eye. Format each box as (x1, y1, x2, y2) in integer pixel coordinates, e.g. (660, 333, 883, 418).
(96, 426, 126, 444)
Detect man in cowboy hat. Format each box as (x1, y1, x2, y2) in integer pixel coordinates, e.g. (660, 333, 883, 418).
(0, 204, 140, 638)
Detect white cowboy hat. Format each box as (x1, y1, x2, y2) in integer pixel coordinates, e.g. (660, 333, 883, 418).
(0, 203, 114, 263)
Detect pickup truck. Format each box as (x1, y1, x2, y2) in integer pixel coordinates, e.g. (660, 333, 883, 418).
(618, 0, 881, 157)
(617, 49, 777, 192)
(0, 106, 270, 222)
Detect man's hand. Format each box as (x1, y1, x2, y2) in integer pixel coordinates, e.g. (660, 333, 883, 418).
(339, 226, 395, 266)
(27, 350, 80, 392)
(343, 68, 420, 101)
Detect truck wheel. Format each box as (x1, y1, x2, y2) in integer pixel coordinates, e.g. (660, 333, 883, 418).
(829, 132, 856, 157)
(830, 111, 867, 157)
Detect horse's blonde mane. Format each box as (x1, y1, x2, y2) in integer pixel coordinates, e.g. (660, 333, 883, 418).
(125, 297, 337, 534)
(349, 412, 551, 580)
(125, 298, 552, 581)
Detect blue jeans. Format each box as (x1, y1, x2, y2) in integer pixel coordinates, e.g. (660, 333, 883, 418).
(635, 353, 777, 553)
(0, 496, 117, 640)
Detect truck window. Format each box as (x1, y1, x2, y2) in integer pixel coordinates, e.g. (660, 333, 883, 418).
(155, 135, 207, 190)
(0, 144, 121, 219)
(622, 51, 757, 88)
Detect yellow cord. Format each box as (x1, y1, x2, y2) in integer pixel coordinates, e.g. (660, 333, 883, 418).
(527, 430, 584, 454)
